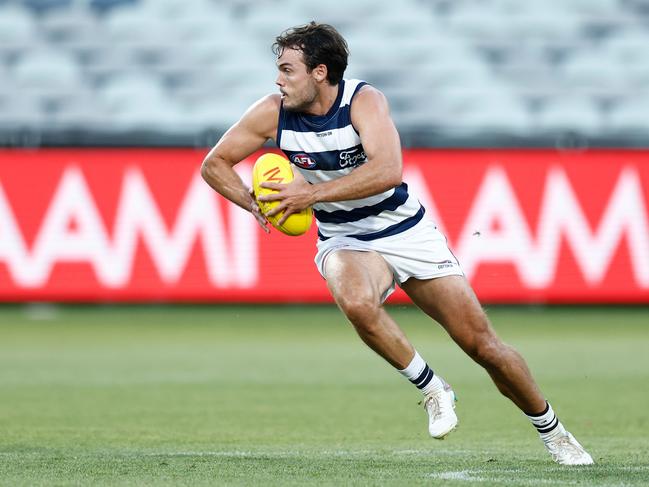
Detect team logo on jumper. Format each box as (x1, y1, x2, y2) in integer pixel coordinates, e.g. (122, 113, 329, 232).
(339, 148, 367, 168)
(291, 153, 317, 169)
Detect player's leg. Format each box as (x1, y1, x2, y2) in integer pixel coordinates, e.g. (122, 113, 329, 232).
(401, 275, 593, 464)
(323, 249, 412, 368)
(323, 249, 457, 438)
(401, 274, 544, 412)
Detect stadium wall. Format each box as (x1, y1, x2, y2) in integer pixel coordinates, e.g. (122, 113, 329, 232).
(0, 148, 647, 303)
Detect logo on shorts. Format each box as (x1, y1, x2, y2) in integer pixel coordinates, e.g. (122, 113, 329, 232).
(291, 153, 317, 169)
(436, 260, 455, 270)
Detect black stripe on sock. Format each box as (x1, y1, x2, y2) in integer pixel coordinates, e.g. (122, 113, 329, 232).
(415, 368, 434, 389)
(531, 413, 555, 428)
(525, 401, 550, 418)
(536, 416, 559, 434)
(531, 412, 556, 428)
(411, 365, 430, 386)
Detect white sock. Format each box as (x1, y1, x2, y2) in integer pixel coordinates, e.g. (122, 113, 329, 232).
(525, 401, 566, 442)
(398, 350, 445, 395)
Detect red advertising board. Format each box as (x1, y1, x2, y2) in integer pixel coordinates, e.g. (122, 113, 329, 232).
(0, 148, 647, 303)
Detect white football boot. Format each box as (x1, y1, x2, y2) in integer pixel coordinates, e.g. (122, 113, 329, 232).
(423, 382, 458, 439)
(544, 432, 594, 465)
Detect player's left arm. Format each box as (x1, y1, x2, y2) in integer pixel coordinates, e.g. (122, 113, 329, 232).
(261, 85, 402, 223)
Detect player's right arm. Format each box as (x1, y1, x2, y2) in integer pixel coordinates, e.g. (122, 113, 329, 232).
(201, 94, 281, 231)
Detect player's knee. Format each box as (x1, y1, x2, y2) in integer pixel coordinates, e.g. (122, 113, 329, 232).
(460, 320, 502, 366)
(472, 337, 503, 368)
(336, 293, 381, 329)
(456, 312, 502, 367)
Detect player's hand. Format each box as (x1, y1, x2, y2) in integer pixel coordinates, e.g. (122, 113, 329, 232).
(259, 177, 314, 226)
(248, 187, 270, 233)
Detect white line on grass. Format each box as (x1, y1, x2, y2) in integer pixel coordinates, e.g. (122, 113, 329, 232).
(428, 470, 485, 482)
(392, 448, 476, 456)
(427, 469, 585, 485)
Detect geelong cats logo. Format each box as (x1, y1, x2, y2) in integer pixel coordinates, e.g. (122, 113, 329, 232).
(339, 148, 367, 168)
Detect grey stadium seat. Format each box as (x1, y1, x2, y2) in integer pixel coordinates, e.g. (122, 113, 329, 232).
(534, 97, 604, 134)
(1, 0, 649, 137)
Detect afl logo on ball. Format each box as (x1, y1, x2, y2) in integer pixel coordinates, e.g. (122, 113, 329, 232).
(291, 153, 317, 169)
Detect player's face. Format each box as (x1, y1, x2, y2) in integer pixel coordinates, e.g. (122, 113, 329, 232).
(275, 48, 318, 112)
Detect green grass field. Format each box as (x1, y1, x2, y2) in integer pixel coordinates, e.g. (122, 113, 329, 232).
(0, 304, 648, 486)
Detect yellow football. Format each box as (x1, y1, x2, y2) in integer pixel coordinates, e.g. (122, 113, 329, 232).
(252, 153, 313, 236)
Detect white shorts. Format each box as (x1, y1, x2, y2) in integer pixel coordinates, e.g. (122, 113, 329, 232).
(314, 218, 464, 301)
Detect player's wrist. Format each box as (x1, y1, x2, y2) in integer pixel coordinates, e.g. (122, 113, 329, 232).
(310, 184, 324, 205)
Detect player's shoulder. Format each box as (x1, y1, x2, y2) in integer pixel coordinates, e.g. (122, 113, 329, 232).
(239, 93, 281, 139)
(245, 93, 282, 117)
(350, 84, 390, 120)
(355, 84, 386, 100)
(352, 84, 389, 109)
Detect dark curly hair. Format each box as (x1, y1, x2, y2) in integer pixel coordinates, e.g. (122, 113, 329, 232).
(272, 22, 349, 85)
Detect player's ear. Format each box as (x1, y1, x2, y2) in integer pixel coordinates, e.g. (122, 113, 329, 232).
(312, 64, 328, 83)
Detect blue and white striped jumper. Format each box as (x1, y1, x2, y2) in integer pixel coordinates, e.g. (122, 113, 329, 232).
(277, 79, 425, 241)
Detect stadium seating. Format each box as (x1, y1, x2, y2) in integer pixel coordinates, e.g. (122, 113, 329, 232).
(2, 0, 649, 139)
